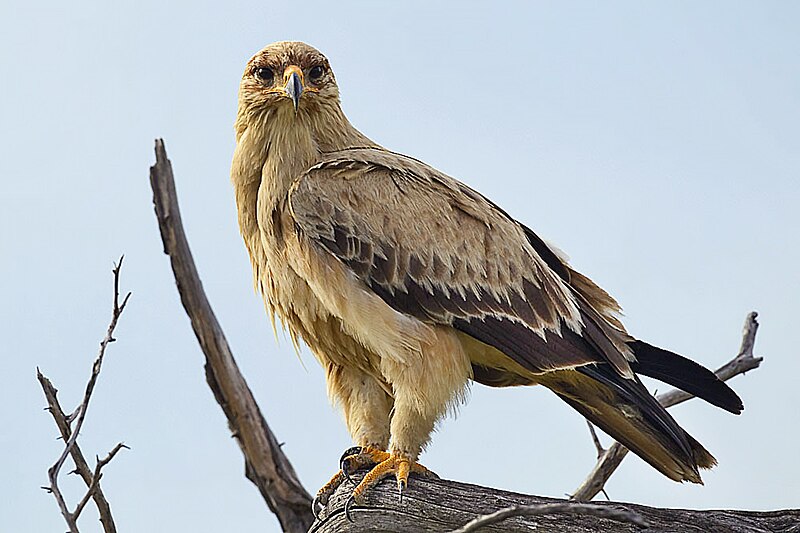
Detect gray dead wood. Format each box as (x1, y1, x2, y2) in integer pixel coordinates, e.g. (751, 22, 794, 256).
(311, 472, 799, 532)
(38, 259, 130, 533)
(149, 139, 314, 532)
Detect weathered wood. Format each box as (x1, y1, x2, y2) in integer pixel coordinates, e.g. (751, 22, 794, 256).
(150, 139, 315, 532)
(38, 260, 130, 533)
(311, 472, 800, 532)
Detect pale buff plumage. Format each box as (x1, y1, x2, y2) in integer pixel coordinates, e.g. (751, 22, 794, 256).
(232, 49, 474, 459)
(231, 41, 743, 504)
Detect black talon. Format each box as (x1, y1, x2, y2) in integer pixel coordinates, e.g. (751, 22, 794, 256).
(339, 446, 362, 485)
(311, 495, 324, 520)
(339, 446, 362, 465)
(341, 462, 355, 486)
(344, 495, 357, 523)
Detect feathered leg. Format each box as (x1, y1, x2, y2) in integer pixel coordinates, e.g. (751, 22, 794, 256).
(348, 328, 471, 503)
(314, 363, 393, 515)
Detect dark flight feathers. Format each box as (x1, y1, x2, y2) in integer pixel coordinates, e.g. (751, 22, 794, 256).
(629, 340, 743, 414)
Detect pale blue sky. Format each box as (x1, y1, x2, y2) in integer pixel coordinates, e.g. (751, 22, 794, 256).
(2, 2, 798, 532)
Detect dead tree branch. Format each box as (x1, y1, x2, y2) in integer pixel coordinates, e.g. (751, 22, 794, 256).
(38, 258, 131, 533)
(71, 442, 129, 522)
(149, 139, 314, 532)
(311, 472, 798, 533)
(571, 312, 763, 502)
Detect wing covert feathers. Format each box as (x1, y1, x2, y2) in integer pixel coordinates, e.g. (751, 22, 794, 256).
(289, 148, 633, 376)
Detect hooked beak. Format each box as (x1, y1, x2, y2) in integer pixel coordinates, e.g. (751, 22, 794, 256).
(283, 65, 304, 111)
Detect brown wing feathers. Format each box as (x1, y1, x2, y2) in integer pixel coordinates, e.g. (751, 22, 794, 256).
(290, 147, 742, 483)
(292, 151, 582, 341)
(521, 219, 744, 414)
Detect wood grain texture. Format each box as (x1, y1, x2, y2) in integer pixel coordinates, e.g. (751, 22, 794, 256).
(311, 472, 800, 533)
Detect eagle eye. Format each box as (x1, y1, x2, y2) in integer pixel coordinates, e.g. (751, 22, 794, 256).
(254, 67, 274, 84)
(309, 65, 325, 82)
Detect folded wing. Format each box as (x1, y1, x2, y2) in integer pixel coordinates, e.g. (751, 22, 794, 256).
(289, 148, 634, 377)
(288, 147, 743, 484)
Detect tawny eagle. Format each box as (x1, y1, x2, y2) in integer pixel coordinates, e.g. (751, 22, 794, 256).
(230, 41, 742, 512)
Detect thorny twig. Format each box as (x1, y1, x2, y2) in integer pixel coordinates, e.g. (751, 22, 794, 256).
(71, 443, 129, 522)
(571, 312, 763, 502)
(39, 257, 131, 533)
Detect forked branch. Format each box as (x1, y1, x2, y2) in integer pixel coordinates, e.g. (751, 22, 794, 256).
(39, 258, 131, 533)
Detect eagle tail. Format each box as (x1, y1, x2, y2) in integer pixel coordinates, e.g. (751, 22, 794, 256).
(628, 340, 744, 414)
(541, 365, 716, 483)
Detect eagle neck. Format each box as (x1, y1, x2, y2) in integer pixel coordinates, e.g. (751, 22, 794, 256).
(231, 101, 375, 265)
(235, 102, 374, 211)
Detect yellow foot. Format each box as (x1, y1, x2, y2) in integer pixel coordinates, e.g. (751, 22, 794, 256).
(312, 445, 390, 519)
(312, 470, 346, 518)
(312, 446, 437, 522)
(341, 445, 391, 482)
(351, 452, 433, 503)
(344, 451, 437, 522)
(340, 451, 436, 521)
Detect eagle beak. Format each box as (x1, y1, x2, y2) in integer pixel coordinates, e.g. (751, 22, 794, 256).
(283, 65, 304, 111)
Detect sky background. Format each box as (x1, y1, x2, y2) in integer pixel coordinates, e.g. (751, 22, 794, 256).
(2, 2, 798, 532)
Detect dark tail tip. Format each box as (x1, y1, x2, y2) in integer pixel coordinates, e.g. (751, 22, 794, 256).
(629, 340, 744, 414)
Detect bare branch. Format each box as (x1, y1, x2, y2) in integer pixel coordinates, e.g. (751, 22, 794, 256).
(449, 502, 648, 533)
(586, 421, 605, 459)
(73, 443, 129, 521)
(149, 139, 314, 532)
(312, 471, 798, 532)
(571, 312, 763, 501)
(39, 258, 130, 532)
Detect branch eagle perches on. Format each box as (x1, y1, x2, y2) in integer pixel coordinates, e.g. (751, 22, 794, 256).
(310, 472, 799, 532)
